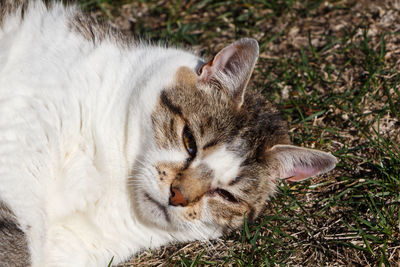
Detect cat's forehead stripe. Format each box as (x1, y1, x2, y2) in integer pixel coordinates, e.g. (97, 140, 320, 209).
(160, 90, 182, 117)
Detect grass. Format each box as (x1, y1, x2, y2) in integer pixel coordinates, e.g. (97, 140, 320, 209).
(76, 0, 400, 265)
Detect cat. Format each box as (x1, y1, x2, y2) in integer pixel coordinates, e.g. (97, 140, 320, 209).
(0, 1, 337, 266)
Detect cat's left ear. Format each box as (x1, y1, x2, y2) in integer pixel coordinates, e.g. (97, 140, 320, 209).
(198, 38, 259, 108)
(266, 144, 337, 182)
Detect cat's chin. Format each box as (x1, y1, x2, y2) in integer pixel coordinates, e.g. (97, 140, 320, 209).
(144, 193, 171, 226)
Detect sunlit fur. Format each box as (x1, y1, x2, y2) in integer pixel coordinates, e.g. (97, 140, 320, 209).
(0, 1, 336, 266)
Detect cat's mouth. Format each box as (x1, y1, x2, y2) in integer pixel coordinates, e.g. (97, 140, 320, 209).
(144, 192, 170, 223)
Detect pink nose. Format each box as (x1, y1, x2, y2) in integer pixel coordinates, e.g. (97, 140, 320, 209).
(169, 187, 188, 207)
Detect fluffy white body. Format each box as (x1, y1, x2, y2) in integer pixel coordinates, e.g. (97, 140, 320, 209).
(0, 2, 217, 266)
(0, 2, 339, 266)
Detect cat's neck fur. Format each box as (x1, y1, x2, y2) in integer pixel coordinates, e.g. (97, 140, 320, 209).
(0, 2, 205, 265)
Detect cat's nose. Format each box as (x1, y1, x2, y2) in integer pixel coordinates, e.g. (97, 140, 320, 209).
(169, 186, 188, 207)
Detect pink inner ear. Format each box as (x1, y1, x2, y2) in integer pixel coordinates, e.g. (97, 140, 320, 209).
(270, 144, 337, 183)
(282, 166, 320, 182)
(199, 45, 238, 83)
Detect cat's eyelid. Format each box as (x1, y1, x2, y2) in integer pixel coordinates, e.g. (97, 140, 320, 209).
(202, 139, 219, 150)
(210, 188, 239, 203)
(228, 176, 243, 186)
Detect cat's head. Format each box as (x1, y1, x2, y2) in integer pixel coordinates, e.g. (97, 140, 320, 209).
(130, 38, 336, 238)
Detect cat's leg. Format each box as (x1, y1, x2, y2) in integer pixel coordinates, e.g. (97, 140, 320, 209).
(44, 214, 112, 267)
(43, 229, 91, 267)
(0, 201, 30, 266)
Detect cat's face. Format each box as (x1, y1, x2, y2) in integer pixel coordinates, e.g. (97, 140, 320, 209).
(130, 39, 336, 237)
(145, 69, 282, 232)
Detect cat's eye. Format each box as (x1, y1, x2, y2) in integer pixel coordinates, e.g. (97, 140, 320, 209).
(182, 125, 197, 158)
(215, 188, 238, 203)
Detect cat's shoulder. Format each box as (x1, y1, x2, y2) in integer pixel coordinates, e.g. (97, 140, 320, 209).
(0, 0, 132, 46)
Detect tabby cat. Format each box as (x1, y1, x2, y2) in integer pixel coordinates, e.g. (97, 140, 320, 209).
(0, 1, 337, 266)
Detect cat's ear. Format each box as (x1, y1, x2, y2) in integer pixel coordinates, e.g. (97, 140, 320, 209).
(198, 38, 259, 108)
(266, 145, 337, 182)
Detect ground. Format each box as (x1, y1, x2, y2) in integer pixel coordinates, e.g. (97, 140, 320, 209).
(78, 0, 400, 265)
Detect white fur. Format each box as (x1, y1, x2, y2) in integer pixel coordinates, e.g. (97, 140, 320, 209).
(0, 2, 221, 266)
(201, 146, 243, 186)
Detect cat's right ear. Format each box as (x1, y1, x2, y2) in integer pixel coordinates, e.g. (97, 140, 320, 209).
(198, 38, 259, 108)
